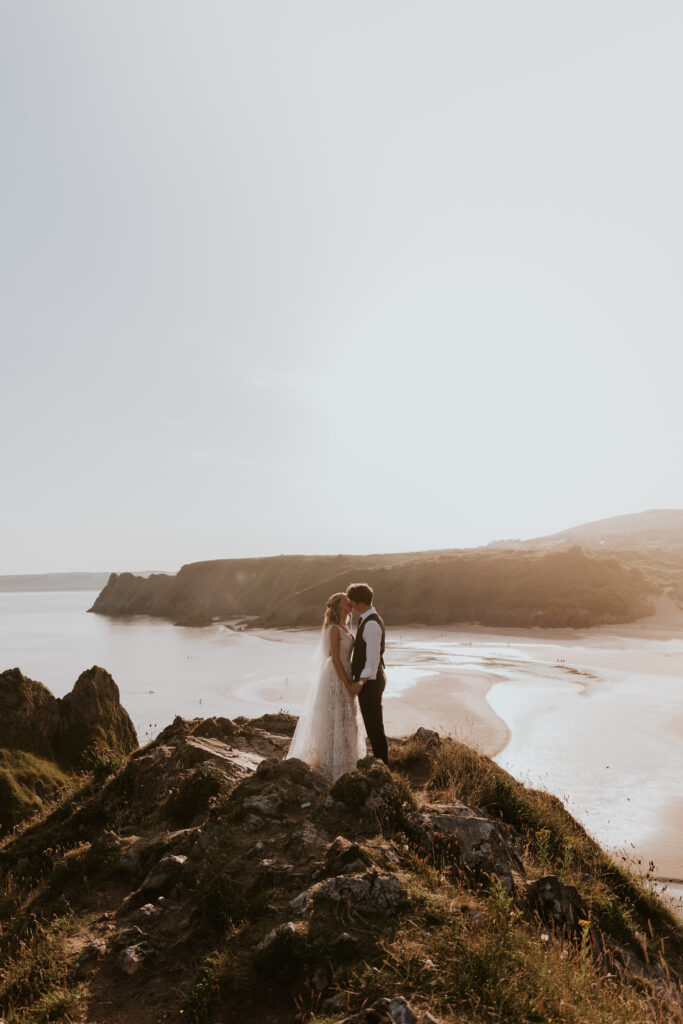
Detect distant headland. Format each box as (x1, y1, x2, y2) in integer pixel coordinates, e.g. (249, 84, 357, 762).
(89, 510, 683, 629)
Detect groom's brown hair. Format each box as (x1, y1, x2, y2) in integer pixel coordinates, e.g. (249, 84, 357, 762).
(346, 582, 374, 605)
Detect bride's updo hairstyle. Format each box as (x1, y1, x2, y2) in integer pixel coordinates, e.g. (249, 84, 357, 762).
(322, 592, 349, 632)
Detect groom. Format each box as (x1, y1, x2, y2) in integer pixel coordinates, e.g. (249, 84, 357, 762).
(346, 582, 389, 766)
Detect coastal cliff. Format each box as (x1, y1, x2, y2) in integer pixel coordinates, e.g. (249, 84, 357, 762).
(0, 667, 138, 831)
(0, 699, 681, 1023)
(89, 546, 659, 629)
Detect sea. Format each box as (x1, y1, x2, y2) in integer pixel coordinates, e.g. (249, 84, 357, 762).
(1, 589, 681, 915)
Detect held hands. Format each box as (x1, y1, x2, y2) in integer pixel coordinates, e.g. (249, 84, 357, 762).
(348, 681, 363, 697)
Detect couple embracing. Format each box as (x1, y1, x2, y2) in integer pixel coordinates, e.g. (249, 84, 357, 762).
(287, 582, 389, 782)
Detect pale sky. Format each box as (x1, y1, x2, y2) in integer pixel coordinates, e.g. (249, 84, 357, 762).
(2, 2, 682, 573)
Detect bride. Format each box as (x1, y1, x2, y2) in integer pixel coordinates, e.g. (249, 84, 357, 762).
(287, 592, 366, 781)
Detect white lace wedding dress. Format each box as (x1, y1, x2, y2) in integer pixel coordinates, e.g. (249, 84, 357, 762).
(287, 624, 366, 782)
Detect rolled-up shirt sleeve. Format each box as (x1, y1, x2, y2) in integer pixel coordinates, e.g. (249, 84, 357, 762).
(360, 620, 382, 681)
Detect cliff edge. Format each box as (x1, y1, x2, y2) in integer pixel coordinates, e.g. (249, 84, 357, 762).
(0, 712, 680, 1023)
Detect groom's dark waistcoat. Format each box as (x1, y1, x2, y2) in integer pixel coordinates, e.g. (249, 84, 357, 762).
(351, 613, 386, 683)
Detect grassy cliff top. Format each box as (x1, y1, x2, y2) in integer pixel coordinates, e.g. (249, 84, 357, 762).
(0, 715, 680, 1024)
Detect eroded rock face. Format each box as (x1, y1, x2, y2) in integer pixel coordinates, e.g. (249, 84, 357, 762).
(0, 666, 138, 765)
(315, 872, 407, 916)
(228, 756, 330, 824)
(409, 802, 524, 892)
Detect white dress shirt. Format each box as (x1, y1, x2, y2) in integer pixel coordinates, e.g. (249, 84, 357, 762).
(358, 607, 382, 682)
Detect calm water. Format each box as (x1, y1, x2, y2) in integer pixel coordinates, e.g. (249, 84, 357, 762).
(1, 590, 681, 913)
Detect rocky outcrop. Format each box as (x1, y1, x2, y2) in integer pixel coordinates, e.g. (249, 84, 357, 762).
(409, 802, 525, 893)
(0, 666, 138, 831)
(0, 666, 137, 767)
(0, 720, 680, 1024)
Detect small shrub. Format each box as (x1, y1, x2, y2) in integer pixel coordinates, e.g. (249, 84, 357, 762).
(163, 766, 224, 827)
(82, 744, 124, 782)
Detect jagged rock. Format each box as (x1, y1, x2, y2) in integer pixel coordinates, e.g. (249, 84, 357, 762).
(243, 784, 283, 817)
(324, 836, 370, 876)
(525, 874, 587, 933)
(289, 890, 312, 914)
(136, 853, 187, 894)
(229, 756, 329, 821)
(164, 827, 201, 854)
(175, 735, 263, 777)
(341, 996, 419, 1024)
(331, 758, 416, 825)
(412, 727, 441, 748)
(373, 998, 417, 1024)
(316, 872, 407, 916)
(256, 920, 297, 952)
(127, 746, 173, 775)
(0, 666, 137, 768)
(410, 802, 524, 892)
(234, 711, 297, 737)
(258, 858, 294, 877)
(118, 942, 149, 975)
(131, 903, 159, 923)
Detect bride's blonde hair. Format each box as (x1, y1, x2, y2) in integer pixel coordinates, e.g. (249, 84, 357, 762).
(322, 592, 349, 632)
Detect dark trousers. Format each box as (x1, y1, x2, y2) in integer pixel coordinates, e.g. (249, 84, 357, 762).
(358, 673, 389, 765)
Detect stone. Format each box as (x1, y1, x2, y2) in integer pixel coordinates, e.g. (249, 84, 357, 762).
(258, 858, 294, 876)
(410, 803, 523, 892)
(176, 735, 263, 778)
(257, 921, 297, 952)
(525, 875, 587, 933)
(131, 903, 159, 923)
(412, 727, 441, 748)
(289, 890, 312, 914)
(315, 872, 407, 916)
(341, 997, 423, 1024)
(373, 998, 417, 1024)
(234, 711, 297, 737)
(118, 943, 148, 975)
(243, 785, 283, 817)
(324, 836, 369, 876)
(136, 853, 187, 894)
